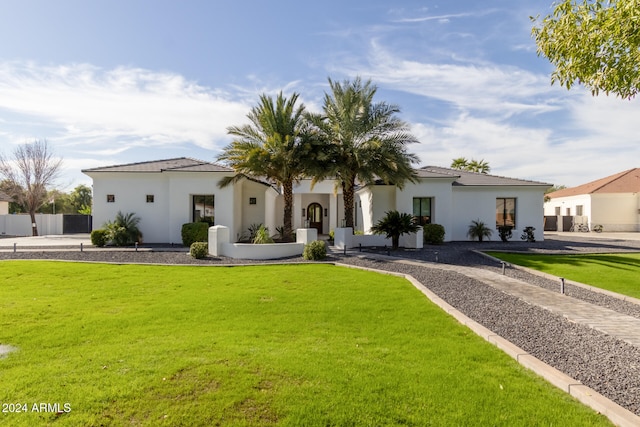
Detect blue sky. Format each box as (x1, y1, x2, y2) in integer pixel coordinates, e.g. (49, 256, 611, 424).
(0, 0, 638, 190)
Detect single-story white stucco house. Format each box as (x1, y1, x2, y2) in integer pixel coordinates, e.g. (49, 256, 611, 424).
(544, 168, 640, 232)
(82, 157, 551, 244)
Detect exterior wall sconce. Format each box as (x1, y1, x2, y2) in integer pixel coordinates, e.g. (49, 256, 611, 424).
(301, 208, 306, 217)
(324, 208, 328, 217)
(249, 197, 256, 205)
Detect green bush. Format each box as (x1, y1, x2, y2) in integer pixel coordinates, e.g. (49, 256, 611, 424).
(423, 223, 445, 245)
(103, 211, 143, 246)
(303, 240, 327, 260)
(190, 242, 209, 259)
(520, 226, 536, 243)
(182, 222, 209, 247)
(90, 229, 108, 247)
(498, 225, 513, 242)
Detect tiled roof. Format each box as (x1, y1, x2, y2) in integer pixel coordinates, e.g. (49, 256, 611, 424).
(547, 168, 640, 198)
(82, 157, 232, 173)
(418, 166, 551, 187)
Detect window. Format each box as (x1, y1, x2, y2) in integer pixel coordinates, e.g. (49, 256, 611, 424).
(576, 205, 583, 216)
(496, 198, 516, 228)
(107, 194, 115, 203)
(249, 197, 256, 205)
(554, 207, 561, 216)
(192, 195, 214, 223)
(413, 197, 432, 225)
(146, 195, 154, 203)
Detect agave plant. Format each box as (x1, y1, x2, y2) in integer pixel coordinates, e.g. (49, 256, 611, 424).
(467, 219, 493, 242)
(371, 210, 420, 250)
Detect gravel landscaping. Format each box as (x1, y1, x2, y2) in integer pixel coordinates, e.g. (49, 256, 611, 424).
(2, 233, 640, 415)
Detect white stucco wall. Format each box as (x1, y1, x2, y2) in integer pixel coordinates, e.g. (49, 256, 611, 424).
(544, 194, 592, 217)
(452, 186, 545, 241)
(88, 171, 236, 244)
(0, 202, 8, 215)
(394, 178, 455, 241)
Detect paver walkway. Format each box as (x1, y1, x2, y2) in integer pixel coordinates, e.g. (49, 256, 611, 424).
(396, 258, 640, 349)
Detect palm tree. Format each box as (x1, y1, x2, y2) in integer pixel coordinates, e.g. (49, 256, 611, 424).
(450, 157, 469, 170)
(217, 92, 313, 242)
(467, 159, 491, 174)
(371, 210, 420, 250)
(467, 219, 493, 242)
(307, 78, 419, 228)
(451, 157, 490, 174)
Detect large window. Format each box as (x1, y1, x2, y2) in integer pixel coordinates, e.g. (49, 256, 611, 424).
(192, 195, 214, 223)
(413, 197, 432, 225)
(496, 198, 516, 228)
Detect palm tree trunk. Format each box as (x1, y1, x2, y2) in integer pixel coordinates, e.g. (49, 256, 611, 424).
(392, 235, 399, 250)
(342, 179, 355, 229)
(283, 181, 293, 242)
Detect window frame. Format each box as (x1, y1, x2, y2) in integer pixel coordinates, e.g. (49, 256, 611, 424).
(496, 197, 516, 228)
(413, 197, 432, 226)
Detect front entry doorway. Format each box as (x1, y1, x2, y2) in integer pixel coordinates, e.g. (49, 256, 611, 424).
(307, 202, 323, 234)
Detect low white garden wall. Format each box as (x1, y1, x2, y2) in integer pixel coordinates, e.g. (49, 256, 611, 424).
(334, 227, 423, 250)
(208, 225, 315, 260)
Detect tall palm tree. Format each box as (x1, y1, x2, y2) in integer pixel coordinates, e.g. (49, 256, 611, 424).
(217, 92, 313, 241)
(307, 78, 420, 228)
(450, 157, 469, 170)
(467, 159, 491, 174)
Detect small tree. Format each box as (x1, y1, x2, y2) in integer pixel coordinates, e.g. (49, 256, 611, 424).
(532, 0, 640, 98)
(467, 219, 493, 242)
(0, 140, 62, 236)
(371, 210, 420, 250)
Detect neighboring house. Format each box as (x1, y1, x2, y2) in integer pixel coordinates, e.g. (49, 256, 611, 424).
(544, 168, 640, 232)
(83, 158, 551, 244)
(0, 191, 11, 215)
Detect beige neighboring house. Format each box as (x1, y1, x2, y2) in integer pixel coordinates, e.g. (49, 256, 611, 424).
(544, 168, 640, 232)
(0, 191, 11, 215)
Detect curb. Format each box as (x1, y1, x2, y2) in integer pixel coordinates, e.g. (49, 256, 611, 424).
(335, 261, 640, 427)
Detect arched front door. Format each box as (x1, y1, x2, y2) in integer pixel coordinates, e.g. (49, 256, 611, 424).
(307, 202, 323, 234)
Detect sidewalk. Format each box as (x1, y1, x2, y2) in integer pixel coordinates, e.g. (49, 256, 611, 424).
(0, 234, 91, 247)
(440, 263, 640, 348)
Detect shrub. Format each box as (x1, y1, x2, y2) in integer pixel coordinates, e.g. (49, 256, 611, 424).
(467, 219, 492, 242)
(371, 210, 420, 250)
(189, 242, 209, 259)
(498, 225, 513, 242)
(103, 211, 142, 246)
(182, 222, 209, 247)
(520, 226, 536, 242)
(303, 240, 327, 260)
(199, 216, 215, 226)
(253, 225, 274, 244)
(90, 229, 108, 247)
(423, 223, 445, 245)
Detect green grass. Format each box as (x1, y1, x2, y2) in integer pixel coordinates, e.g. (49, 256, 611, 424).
(0, 261, 611, 426)
(486, 252, 640, 299)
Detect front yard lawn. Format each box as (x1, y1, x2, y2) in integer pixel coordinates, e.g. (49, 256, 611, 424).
(0, 261, 611, 426)
(486, 252, 640, 299)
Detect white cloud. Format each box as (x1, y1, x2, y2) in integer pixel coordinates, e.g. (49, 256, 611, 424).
(343, 42, 563, 118)
(0, 61, 251, 153)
